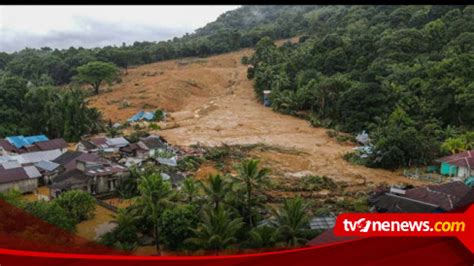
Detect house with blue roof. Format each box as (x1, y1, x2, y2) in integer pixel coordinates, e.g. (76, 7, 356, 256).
(127, 110, 159, 122)
(6, 135, 49, 149)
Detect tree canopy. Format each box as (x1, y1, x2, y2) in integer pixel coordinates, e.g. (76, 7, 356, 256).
(75, 61, 119, 94)
(248, 5, 473, 169)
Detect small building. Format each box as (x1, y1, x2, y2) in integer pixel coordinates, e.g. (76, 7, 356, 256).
(263, 90, 272, 107)
(0, 165, 42, 194)
(34, 160, 62, 185)
(120, 135, 177, 166)
(127, 111, 157, 122)
(49, 151, 129, 198)
(0, 149, 63, 166)
(0, 140, 20, 155)
(105, 137, 130, 152)
(5, 135, 49, 149)
(436, 150, 473, 179)
(76, 137, 129, 154)
(33, 138, 68, 153)
(373, 181, 473, 213)
(310, 216, 336, 230)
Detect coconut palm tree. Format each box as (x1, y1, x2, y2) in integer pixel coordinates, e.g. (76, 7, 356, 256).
(186, 206, 243, 253)
(272, 196, 311, 247)
(247, 225, 279, 249)
(200, 174, 230, 210)
(234, 159, 270, 228)
(137, 173, 173, 254)
(182, 177, 199, 204)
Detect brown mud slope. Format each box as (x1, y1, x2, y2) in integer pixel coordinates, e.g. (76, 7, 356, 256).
(90, 45, 425, 187)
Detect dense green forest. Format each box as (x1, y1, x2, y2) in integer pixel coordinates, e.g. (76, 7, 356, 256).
(0, 6, 316, 86)
(248, 5, 474, 169)
(0, 74, 103, 141)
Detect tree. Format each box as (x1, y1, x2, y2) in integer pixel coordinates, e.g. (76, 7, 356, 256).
(137, 173, 173, 254)
(200, 174, 231, 210)
(273, 196, 311, 247)
(55, 190, 96, 223)
(99, 208, 139, 251)
(157, 205, 199, 250)
(246, 225, 279, 249)
(186, 206, 243, 252)
(181, 177, 199, 204)
(24, 201, 76, 231)
(75, 61, 119, 94)
(234, 159, 270, 228)
(441, 137, 466, 154)
(24, 86, 103, 142)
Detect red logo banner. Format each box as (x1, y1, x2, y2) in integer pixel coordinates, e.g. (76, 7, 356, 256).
(334, 204, 474, 253)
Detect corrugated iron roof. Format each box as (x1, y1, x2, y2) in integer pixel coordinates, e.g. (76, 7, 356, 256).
(436, 150, 474, 169)
(0, 140, 19, 153)
(35, 160, 60, 172)
(6, 135, 48, 148)
(0, 168, 29, 184)
(1, 161, 21, 169)
(24, 166, 41, 178)
(404, 181, 471, 211)
(19, 149, 63, 164)
(89, 138, 107, 146)
(106, 137, 129, 148)
(34, 138, 68, 151)
(310, 217, 336, 230)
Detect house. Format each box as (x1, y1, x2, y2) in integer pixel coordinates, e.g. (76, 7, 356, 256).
(373, 181, 473, 212)
(127, 111, 156, 122)
(374, 193, 443, 213)
(49, 151, 129, 198)
(0, 140, 20, 155)
(0, 165, 42, 193)
(120, 135, 171, 159)
(76, 137, 129, 154)
(0, 149, 63, 166)
(76, 137, 107, 153)
(436, 150, 473, 180)
(34, 160, 62, 185)
(310, 217, 337, 230)
(5, 135, 49, 149)
(105, 137, 130, 152)
(120, 143, 148, 159)
(137, 135, 170, 156)
(32, 138, 68, 153)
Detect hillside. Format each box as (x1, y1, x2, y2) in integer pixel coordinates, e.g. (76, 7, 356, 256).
(89, 40, 424, 188)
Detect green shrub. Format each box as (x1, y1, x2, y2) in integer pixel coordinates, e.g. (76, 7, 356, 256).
(153, 109, 165, 121)
(24, 201, 76, 231)
(148, 123, 161, 130)
(158, 205, 199, 250)
(56, 190, 96, 223)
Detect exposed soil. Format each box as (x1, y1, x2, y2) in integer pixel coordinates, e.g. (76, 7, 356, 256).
(90, 39, 427, 188)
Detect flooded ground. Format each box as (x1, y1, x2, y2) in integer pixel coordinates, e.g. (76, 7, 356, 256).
(76, 205, 116, 240)
(21, 186, 116, 241)
(103, 198, 136, 209)
(22, 186, 50, 202)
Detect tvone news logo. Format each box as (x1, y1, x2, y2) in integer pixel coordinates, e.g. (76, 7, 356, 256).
(342, 218, 466, 233)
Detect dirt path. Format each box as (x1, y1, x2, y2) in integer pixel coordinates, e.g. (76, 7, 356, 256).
(90, 46, 425, 187)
